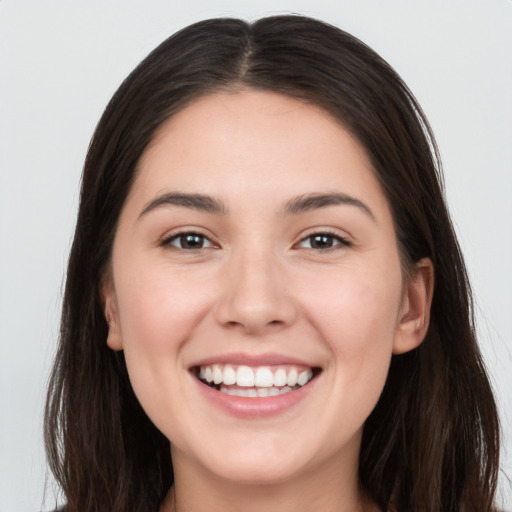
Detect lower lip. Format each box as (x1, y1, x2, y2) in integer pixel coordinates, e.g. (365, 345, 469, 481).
(193, 375, 318, 418)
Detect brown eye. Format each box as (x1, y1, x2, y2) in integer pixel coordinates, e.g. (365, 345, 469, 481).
(298, 233, 350, 250)
(164, 233, 214, 250)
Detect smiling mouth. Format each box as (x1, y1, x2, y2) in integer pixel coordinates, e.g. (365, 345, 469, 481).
(193, 364, 321, 397)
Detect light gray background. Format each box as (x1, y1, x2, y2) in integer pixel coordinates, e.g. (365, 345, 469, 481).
(1, 1, 511, 511)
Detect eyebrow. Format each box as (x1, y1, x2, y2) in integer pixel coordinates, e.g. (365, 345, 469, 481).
(283, 192, 375, 220)
(138, 191, 374, 220)
(139, 192, 227, 218)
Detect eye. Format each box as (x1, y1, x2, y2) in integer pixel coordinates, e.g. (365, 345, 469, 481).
(163, 232, 215, 250)
(297, 232, 351, 250)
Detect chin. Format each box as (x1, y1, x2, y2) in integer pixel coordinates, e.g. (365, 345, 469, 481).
(178, 436, 315, 486)
(207, 457, 306, 486)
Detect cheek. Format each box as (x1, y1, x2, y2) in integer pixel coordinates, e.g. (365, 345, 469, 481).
(113, 263, 216, 412)
(112, 265, 214, 428)
(308, 265, 400, 333)
(301, 263, 402, 385)
(115, 264, 209, 352)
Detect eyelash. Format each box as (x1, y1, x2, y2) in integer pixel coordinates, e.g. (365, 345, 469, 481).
(161, 231, 216, 250)
(296, 231, 352, 251)
(161, 230, 351, 252)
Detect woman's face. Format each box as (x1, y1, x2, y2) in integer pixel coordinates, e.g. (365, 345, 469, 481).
(104, 90, 430, 486)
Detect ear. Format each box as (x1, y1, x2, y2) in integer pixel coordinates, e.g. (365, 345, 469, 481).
(101, 275, 123, 351)
(393, 258, 434, 355)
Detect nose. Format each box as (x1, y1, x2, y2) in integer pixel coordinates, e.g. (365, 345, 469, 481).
(214, 247, 297, 335)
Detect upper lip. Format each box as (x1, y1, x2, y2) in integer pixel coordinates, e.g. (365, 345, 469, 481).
(189, 352, 319, 369)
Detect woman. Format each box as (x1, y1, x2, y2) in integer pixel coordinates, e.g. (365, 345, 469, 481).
(44, 15, 500, 512)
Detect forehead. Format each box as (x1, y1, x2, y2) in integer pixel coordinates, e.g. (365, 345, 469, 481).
(129, 90, 390, 219)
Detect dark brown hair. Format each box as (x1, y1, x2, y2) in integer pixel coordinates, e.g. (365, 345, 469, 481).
(45, 15, 500, 511)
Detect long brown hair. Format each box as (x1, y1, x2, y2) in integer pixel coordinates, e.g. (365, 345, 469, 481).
(45, 15, 500, 511)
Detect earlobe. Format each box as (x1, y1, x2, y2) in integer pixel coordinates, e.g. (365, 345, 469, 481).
(393, 258, 434, 355)
(101, 276, 123, 351)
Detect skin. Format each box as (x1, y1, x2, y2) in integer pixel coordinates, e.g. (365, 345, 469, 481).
(103, 90, 433, 512)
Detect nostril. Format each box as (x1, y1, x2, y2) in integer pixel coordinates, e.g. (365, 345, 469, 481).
(214, 265, 297, 330)
(225, 320, 242, 328)
(222, 318, 285, 332)
(266, 319, 287, 330)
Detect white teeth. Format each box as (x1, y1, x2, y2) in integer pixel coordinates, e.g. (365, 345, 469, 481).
(219, 385, 296, 397)
(273, 368, 287, 387)
(287, 368, 298, 387)
(223, 365, 237, 385)
(297, 369, 313, 386)
(236, 366, 255, 387)
(198, 363, 316, 394)
(212, 364, 223, 385)
(254, 367, 273, 387)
